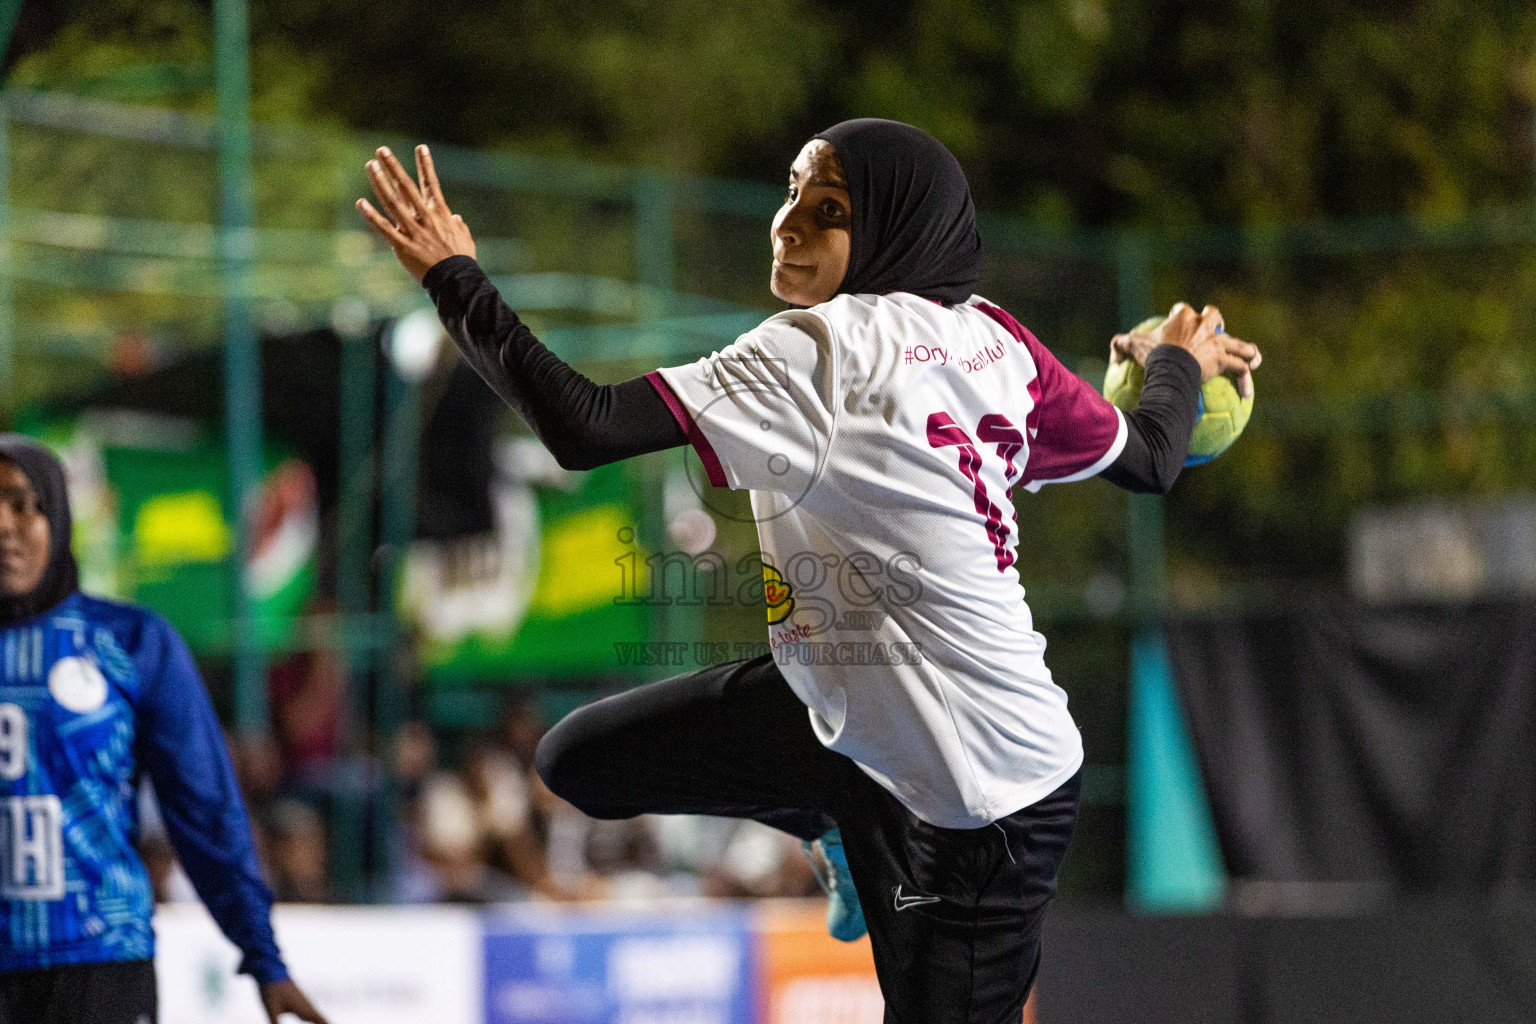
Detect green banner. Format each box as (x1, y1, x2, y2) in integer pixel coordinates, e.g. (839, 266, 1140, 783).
(405, 460, 651, 684)
(22, 413, 316, 653)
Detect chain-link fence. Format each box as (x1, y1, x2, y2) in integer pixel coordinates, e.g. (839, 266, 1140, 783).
(10, 88, 1536, 901)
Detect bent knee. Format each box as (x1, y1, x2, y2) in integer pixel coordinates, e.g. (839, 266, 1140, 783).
(533, 718, 581, 799)
(534, 711, 622, 817)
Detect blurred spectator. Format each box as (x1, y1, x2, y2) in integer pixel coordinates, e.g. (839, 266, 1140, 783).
(569, 814, 668, 901)
(268, 642, 343, 781)
(706, 821, 819, 899)
(417, 767, 522, 902)
(403, 736, 550, 902)
(181, 705, 827, 909)
(390, 720, 446, 904)
(651, 815, 820, 899)
(498, 695, 545, 769)
(465, 744, 555, 895)
(533, 766, 680, 901)
(229, 729, 285, 807)
(267, 800, 332, 903)
(396, 719, 438, 800)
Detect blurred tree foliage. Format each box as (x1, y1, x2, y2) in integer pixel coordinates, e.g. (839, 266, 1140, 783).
(15, 0, 1536, 224)
(19, 2, 1536, 904)
(274, 0, 1536, 227)
(9, 0, 1536, 596)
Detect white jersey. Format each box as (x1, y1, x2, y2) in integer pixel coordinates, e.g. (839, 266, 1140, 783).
(650, 291, 1126, 828)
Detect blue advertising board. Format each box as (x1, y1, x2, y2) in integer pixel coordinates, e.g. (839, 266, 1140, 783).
(482, 905, 757, 1024)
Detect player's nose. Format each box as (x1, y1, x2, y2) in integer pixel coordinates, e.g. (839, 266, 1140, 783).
(775, 217, 802, 248)
(776, 200, 817, 247)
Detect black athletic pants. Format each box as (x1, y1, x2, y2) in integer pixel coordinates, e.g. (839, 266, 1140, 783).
(0, 959, 156, 1024)
(535, 654, 1081, 1024)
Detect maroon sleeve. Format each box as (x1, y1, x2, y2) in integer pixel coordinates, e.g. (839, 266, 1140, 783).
(644, 370, 728, 488)
(976, 302, 1126, 491)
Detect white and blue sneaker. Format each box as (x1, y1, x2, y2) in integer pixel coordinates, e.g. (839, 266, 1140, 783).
(803, 827, 867, 942)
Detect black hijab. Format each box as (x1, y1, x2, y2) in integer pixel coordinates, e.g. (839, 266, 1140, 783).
(0, 435, 79, 626)
(813, 118, 983, 305)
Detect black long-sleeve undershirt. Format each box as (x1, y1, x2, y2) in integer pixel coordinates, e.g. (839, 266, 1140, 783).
(423, 255, 683, 471)
(423, 255, 1202, 492)
(1100, 346, 1203, 494)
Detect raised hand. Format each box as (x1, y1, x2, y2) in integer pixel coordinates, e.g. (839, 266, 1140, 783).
(357, 144, 476, 283)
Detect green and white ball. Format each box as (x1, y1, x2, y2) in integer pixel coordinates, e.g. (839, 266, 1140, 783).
(1103, 316, 1253, 466)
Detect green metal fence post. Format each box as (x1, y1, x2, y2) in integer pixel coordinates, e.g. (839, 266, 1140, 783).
(0, 0, 21, 421)
(327, 149, 377, 902)
(332, 303, 376, 902)
(214, 0, 267, 734)
(1117, 233, 1225, 912)
(0, 9, 16, 417)
(372, 341, 421, 891)
(1116, 234, 1159, 615)
(0, 93, 14, 417)
(633, 172, 694, 665)
(634, 171, 674, 321)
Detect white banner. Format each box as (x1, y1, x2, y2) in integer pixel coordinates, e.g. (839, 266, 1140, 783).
(154, 904, 483, 1024)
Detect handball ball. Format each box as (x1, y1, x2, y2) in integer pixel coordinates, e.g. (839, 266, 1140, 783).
(1103, 316, 1253, 466)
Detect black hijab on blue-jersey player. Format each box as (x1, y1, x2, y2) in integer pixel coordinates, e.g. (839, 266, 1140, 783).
(813, 118, 984, 305)
(0, 434, 79, 627)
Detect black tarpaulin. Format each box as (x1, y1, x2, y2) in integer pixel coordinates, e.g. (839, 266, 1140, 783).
(1167, 599, 1536, 892)
(1036, 906, 1536, 1024)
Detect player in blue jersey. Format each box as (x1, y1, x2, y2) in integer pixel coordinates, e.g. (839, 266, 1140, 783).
(0, 437, 326, 1024)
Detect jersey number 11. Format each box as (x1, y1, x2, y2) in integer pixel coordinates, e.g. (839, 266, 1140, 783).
(927, 411, 1024, 573)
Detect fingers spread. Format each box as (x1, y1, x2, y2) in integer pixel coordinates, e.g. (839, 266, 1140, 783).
(356, 198, 409, 247)
(1222, 334, 1261, 369)
(377, 146, 425, 214)
(416, 144, 446, 208)
(1219, 352, 1252, 376)
(366, 160, 412, 228)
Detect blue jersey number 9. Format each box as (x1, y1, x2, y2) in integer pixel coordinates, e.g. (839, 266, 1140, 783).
(0, 703, 26, 781)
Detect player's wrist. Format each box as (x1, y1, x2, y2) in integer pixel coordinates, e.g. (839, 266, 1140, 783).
(421, 253, 478, 291)
(1146, 343, 1201, 376)
(241, 951, 291, 986)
